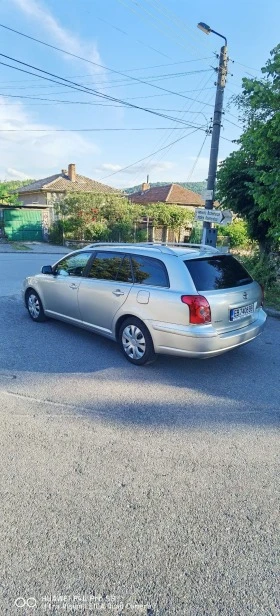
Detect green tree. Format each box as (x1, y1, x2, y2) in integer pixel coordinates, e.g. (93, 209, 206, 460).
(0, 183, 22, 207)
(217, 44, 280, 252)
(53, 192, 194, 243)
(53, 193, 140, 241)
(146, 203, 194, 231)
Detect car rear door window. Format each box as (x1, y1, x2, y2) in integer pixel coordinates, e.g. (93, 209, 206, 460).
(131, 255, 169, 287)
(184, 255, 253, 291)
(87, 252, 127, 281)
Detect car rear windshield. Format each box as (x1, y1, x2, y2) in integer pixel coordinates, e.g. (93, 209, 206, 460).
(184, 255, 253, 291)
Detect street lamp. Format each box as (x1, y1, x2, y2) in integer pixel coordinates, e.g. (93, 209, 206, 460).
(197, 22, 227, 45)
(197, 22, 228, 247)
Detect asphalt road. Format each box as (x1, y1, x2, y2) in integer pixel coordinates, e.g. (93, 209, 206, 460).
(0, 253, 279, 615)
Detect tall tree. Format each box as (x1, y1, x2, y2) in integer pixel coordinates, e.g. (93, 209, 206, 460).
(217, 44, 280, 251)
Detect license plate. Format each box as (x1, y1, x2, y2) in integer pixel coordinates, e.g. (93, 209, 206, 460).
(230, 303, 254, 321)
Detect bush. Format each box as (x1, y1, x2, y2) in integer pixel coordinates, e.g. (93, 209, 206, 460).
(48, 220, 63, 245)
(238, 250, 279, 289)
(83, 222, 109, 241)
(218, 219, 250, 248)
(189, 223, 202, 244)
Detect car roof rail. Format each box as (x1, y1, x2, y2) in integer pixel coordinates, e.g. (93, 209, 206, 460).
(85, 241, 220, 254)
(131, 241, 220, 254)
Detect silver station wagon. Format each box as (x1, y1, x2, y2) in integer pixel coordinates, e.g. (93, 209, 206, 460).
(23, 242, 267, 365)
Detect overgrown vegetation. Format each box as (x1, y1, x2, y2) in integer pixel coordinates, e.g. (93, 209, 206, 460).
(234, 250, 280, 309)
(217, 219, 251, 248)
(49, 193, 194, 244)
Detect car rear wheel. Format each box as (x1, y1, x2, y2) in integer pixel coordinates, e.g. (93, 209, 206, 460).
(26, 290, 46, 322)
(119, 317, 156, 365)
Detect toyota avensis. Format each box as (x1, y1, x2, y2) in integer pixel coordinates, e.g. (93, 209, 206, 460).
(23, 242, 267, 365)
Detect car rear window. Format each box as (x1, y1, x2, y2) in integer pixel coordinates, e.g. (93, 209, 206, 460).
(184, 255, 253, 291)
(130, 255, 169, 287)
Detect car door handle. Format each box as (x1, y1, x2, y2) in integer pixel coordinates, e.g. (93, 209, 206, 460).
(69, 283, 78, 290)
(112, 289, 125, 296)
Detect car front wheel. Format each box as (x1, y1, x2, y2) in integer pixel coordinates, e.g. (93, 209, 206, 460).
(26, 290, 46, 322)
(119, 317, 156, 365)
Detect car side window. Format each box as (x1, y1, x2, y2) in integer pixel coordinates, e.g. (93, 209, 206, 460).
(130, 255, 169, 287)
(87, 252, 126, 281)
(55, 252, 92, 277)
(115, 256, 133, 283)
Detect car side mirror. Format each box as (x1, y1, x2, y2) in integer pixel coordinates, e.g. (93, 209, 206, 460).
(41, 265, 53, 275)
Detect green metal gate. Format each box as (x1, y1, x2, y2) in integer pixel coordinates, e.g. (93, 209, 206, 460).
(4, 209, 43, 241)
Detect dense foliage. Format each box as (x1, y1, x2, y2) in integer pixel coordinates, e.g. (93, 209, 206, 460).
(0, 180, 34, 208)
(50, 193, 194, 243)
(217, 45, 280, 252)
(217, 219, 251, 248)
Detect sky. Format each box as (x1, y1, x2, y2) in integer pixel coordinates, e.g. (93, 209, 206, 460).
(0, 0, 279, 189)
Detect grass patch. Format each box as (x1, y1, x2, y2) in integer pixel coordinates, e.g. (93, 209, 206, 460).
(9, 242, 31, 251)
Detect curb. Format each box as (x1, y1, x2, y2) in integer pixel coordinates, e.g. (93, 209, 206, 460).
(264, 307, 280, 320)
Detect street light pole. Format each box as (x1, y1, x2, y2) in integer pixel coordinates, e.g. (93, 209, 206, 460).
(197, 23, 228, 246)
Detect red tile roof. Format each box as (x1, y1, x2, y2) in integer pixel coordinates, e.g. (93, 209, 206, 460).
(128, 184, 203, 206)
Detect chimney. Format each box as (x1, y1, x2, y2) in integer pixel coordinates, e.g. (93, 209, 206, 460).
(68, 163, 76, 182)
(141, 182, 150, 192)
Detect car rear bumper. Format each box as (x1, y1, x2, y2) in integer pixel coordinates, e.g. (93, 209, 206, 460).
(148, 309, 267, 358)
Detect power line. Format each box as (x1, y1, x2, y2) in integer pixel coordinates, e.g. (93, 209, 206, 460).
(0, 126, 206, 132)
(131, 72, 214, 184)
(93, 13, 172, 60)
(0, 58, 208, 127)
(231, 59, 262, 73)
(0, 93, 211, 117)
(0, 83, 215, 104)
(0, 51, 212, 101)
(117, 0, 202, 57)
(146, 0, 211, 52)
(0, 53, 216, 123)
(0, 68, 213, 92)
(223, 117, 243, 130)
(187, 132, 208, 181)
(98, 127, 203, 180)
(0, 57, 213, 85)
(0, 23, 211, 94)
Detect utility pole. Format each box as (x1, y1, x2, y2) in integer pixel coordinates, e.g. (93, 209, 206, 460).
(197, 23, 228, 247)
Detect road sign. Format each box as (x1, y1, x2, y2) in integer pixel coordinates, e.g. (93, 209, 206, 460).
(203, 189, 214, 200)
(218, 210, 233, 226)
(195, 208, 232, 225)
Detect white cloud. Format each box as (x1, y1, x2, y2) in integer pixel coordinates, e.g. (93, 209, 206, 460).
(5, 168, 30, 180)
(96, 163, 123, 172)
(0, 97, 100, 180)
(10, 0, 104, 78)
(95, 160, 174, 179)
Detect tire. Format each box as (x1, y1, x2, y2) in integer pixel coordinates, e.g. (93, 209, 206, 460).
(119, 317, 157, 366)
(26, 290, 46, 322)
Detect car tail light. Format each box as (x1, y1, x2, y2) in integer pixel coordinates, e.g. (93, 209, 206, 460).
(260, 283, 264, 306)
(181, 295, 211, 324)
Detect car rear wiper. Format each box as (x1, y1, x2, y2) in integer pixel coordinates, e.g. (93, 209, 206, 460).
(237, 277, 252, 285)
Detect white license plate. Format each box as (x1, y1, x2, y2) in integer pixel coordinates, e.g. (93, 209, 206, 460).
(230, 303, 254, 321)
